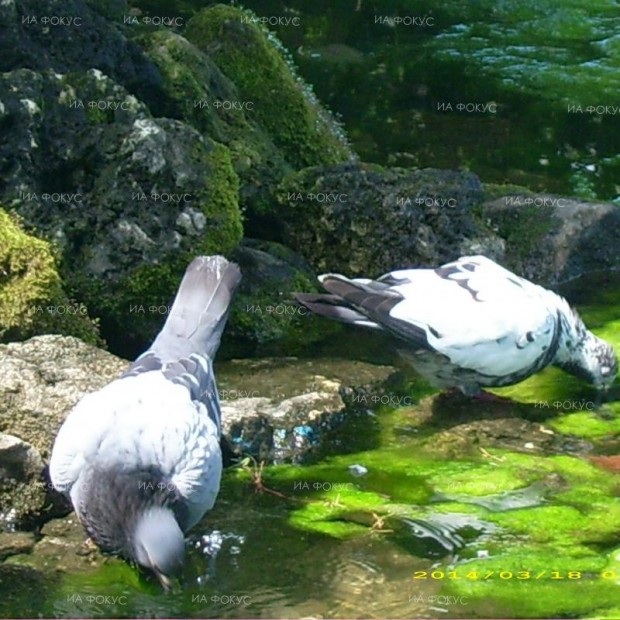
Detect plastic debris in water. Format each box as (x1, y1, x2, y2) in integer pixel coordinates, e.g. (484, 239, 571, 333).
(348, 464, 368, 477)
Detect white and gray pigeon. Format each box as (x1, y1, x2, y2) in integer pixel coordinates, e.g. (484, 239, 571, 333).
(295, 255, 617, 395)
(50, 255, 241, 588)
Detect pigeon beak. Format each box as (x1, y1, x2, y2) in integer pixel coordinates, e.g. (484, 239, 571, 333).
(155, 568, 173, 592)
(143, 547, 175, 592)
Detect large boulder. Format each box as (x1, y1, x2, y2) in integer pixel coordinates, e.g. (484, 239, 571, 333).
(185, 5, 352, 173)
(481, 192, 620, 284)
(277, 163, 504, 276)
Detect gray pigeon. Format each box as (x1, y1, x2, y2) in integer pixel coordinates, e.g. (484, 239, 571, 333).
(295, 255, 617, 395)
(50, 255, 241, 588)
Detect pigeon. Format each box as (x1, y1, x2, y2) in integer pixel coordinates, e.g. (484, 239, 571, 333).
(49, 255, 241, 589)
(295, 255, 617, 395)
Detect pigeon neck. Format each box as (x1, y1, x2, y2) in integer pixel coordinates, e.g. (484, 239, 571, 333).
(552, 301, 597, 382)
(556, 301, 589, 352)
(133, 506, 185, 588)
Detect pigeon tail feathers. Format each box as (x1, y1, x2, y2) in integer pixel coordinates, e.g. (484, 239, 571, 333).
(150, 256, 241, 362)
(294, 292, 383, 329)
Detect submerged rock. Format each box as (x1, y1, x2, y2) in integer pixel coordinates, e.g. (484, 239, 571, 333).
(213, 356, 396, 462)
(28, 516, 103, 572)
(0, 531, 35, 560)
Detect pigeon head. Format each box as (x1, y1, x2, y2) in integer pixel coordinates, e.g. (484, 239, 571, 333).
(133, 506, 185, 590)
(588, 336, 618, 390)
(74, 467, 188, 589)
(553, 307, 617, 390)
(556, 331, 618, 390)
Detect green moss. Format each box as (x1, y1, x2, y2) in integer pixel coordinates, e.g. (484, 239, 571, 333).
(550, 412, 620, 439)
(199, 141, 243, 254)
(490, 198, 559, 263)
(135, 29, 238, 139)
(0, 208, 101, 344)
(429, 464, 530, 497)
(185, 4, 352, 171)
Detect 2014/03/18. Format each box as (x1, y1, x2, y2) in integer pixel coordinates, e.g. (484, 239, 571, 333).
(412, 570, 618, 580)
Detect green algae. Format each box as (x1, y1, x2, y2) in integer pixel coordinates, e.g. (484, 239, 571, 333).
(223, 363, 620, 617)
(439, 547, 620, 619)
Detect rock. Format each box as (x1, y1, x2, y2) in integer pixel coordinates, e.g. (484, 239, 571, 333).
(0, 434, 46, 526)
(29, 516, 103, 572)
(223, 239, 341, 357)
(429, 418, 590, 458)
(217, 356, 396, 462)
(136, 28, 293, 222)
(0, 532, 35, 560)
(421, 390, 593, 459)
(0, 335, 127, 461)
(277, 163, 504, 276)
(0, 0, 163, 109)
(0, 208, 100, 345)
(481, 192, 620, 284)
(0, 66, 242, 357)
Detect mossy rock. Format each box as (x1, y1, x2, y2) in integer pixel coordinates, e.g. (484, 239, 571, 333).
(481, 191, 620, 285)
(275, 163, 501, 276)
(64, 133, 243, 358)
(74, 136, 242, 357)
(222, 239, 341, 357)
(0, 208, 100, 344)
(185, 4, 352, 173)
(136, 28, 293, 220)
